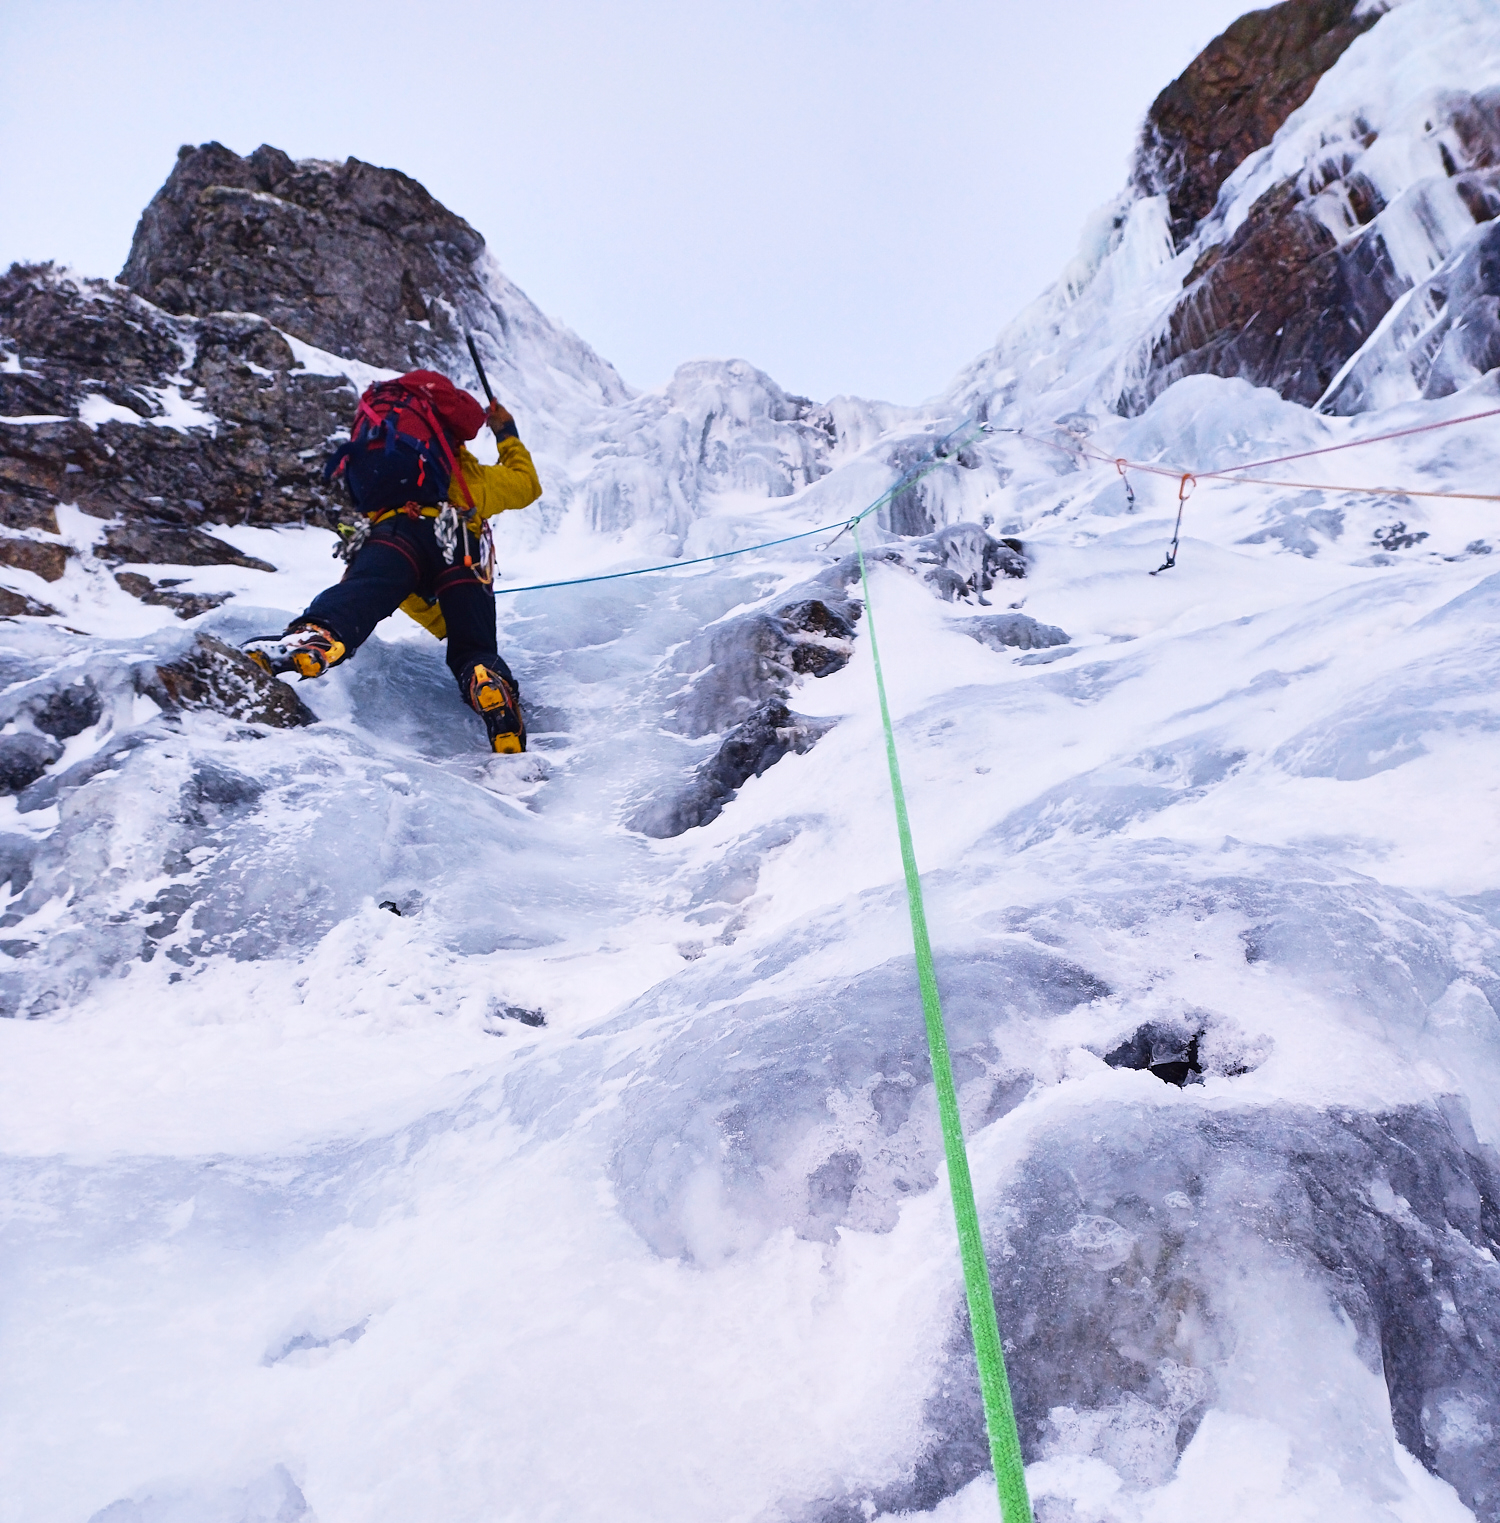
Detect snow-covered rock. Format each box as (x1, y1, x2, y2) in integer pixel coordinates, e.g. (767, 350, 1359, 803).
(4, 5, 1500, 1523)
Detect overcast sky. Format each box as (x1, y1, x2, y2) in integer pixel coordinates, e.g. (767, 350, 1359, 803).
(2, 1, 1252, 404)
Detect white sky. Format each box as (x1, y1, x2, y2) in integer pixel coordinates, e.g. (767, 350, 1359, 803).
(2, 0, 1252, 404)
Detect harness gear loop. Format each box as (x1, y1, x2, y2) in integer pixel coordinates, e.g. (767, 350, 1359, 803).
(1150, 473, 1196, 576)
(852, 522, 1033, 1523)
(1115, 458, 1135, 513)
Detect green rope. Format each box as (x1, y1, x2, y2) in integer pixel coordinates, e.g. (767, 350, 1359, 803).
(852, 521, 1032, 1523)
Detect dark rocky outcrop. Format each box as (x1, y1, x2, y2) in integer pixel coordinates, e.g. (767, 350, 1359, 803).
(0, 733, 64, 794)
(98, 521, 273, 571)
(120, 142, 488, 372)
(0, 137, 622, 621)
(663, 588, 863, 740)
(0, 266, 358, 542)
(631, 699, 836, 838)
(0, 635, 310, 799)
(1132, 37, 1500, 412)
(904, 523, 1026, 602)
(1142, 176, 1385, 407)
(31, 680, 104, 740)
(113, 573, 231, 620)
(141, 634, 315, 729)
(629, 583, 860, 836)
(0, 589, 58, 619)
(1134, 0, 1380, 249)
(0, 677, 98, 795)
(0, 534, 71, 582)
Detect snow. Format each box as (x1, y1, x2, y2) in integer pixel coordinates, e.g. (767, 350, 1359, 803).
(5, 3, 1500, 1521)
(75, 385, 218, 433)
(278, 332, 397, 396)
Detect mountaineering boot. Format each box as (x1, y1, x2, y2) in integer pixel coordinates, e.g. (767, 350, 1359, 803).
(467, 664, 526, 754)
(243, 623, 346, 680)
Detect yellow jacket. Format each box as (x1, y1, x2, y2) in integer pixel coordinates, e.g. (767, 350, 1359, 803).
(452, 437, 542, 522)
(399, 436, 542, 638)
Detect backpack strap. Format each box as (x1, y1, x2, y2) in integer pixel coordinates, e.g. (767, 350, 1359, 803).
(401, 391, 478, 515)
(326, 383, 480, 516)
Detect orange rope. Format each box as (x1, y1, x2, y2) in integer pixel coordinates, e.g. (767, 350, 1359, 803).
(1202, 473, 1500, 502)
(988, 406, 1500, 573)
(1212, 404, 1500, 475)
(1005, 427, 1500, 502)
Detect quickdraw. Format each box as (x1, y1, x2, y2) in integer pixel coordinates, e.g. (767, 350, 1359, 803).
(1149, 473, 1195, 575)
(332, 515, 371, 562)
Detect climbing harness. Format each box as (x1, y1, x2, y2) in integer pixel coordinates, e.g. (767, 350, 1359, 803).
(852, 519, 1033, 1523)
(1149, 474, 1195, 575)
(334, 497, 495, 588)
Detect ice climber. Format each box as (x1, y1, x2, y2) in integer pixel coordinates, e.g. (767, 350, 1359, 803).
(246, 369, 541, 753)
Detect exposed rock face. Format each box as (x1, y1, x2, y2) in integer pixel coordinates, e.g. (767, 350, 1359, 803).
(99, 521, 274, 570)
(1145, 178, 1374, 408)
(0, 137, 637, 616)
(1133, 24, 1500, 412)
(0, 632, 309, 803)
(0, 589, 57, 619)
(0, 535, 70, 582)
(0, 264, 357, 545)
(629, 578, 864, 837)
(114, 140, 632, 443)
(113, 572, 231, 620)
(120, 142, 489, 372)
(662, 583, 864, 741)
(1135, 0, 1379, 248)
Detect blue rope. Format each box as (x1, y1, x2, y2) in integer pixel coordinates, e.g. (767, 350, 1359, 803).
(491, 522, 838, 596)
(489, 421, 985, 597)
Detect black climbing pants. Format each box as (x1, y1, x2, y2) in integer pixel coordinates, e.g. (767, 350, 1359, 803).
(302, 514, 516, 700)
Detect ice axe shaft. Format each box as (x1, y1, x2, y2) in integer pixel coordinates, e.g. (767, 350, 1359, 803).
(465, 332, 498, 409)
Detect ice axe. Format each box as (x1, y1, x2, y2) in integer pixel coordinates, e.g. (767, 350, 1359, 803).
(465, 331, 499, 411)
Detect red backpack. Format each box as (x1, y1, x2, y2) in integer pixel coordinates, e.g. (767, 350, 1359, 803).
(324, 370, 486, 514)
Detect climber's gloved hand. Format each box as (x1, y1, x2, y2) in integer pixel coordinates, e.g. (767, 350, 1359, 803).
(488, 401, 518, 441)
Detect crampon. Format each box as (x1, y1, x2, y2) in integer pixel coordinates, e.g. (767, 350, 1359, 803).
(467, 664, 526, 754)
(243, 624, 346, 679)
